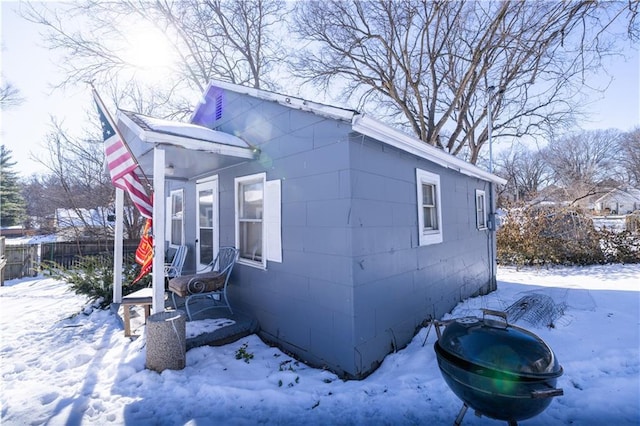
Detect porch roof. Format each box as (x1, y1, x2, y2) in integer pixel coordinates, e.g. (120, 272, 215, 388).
(117, 110, 257, 181)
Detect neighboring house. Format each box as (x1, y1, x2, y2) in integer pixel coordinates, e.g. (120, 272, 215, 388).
(55, 208, 112, 231)
(593, 187, 640, 215)
(115, 80, 506, 379)
(0, 226, 27, 238)
(527, 185, 569, 207)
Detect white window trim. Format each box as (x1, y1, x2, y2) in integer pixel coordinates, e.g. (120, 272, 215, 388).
(235, 173, 267, 269)
(476, 189, 488, 230)
(169, 189, 184, 247)
(416, 169, 443, 246)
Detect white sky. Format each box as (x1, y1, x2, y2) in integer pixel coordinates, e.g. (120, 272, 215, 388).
(1, 3, 639, 178)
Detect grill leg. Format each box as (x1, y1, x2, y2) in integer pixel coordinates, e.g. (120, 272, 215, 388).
(454, 403, 468, 426)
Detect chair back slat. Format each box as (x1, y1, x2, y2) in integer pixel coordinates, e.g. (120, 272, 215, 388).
(166, 245, 188, 278)
(218, 247, 238, 274)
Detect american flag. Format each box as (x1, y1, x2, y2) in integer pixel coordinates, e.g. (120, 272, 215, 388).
(93, 90, 153, 218)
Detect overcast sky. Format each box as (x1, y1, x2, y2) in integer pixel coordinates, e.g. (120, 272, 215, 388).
(1, 2, 639, 178)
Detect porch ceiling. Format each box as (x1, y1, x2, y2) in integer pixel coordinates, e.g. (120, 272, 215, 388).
(117, 110, 257, 181)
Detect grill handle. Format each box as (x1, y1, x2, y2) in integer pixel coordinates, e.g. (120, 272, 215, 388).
(482, 308, 509, 327)
(531, 388, 564, 399)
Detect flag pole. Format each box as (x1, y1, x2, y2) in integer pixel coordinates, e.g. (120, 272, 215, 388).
(90, 83, 153, 192)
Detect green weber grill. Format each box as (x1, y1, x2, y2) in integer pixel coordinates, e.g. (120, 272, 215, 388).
(433, 310, 563, 425)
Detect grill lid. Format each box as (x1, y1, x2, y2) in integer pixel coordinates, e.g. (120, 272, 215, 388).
(436, 316, 561, 377)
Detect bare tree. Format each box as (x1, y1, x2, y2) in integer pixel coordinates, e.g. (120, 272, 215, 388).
(19, 1, 288, 236)
(21, 174, 58, 233)
(20, 0, 287, 117)
(542, 129, 623, 204)
(495, 145, 551, 204)
(291, 1, 637, 164)
(170, 0, 287, 90)
(618, 128, 640, 186)
(0, 80, 24, 110)
(29, 119, 144, 239)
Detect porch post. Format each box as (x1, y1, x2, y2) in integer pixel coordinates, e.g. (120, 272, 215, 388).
(112, 188, 124, 303)
(152, 147, 166, 313)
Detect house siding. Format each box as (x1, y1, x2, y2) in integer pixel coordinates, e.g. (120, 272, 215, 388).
(347, 135, 493, 377)
(167, 89, 496, 379)
(211, 91, 358, 376)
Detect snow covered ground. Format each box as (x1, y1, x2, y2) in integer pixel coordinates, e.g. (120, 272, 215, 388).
(1, 264, 638, 425)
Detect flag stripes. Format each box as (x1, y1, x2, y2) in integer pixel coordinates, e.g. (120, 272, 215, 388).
(93, 89, 153, 219)
(104, 138, 138, 182)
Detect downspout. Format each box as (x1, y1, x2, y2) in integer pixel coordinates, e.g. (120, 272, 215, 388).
(488, 181, 497, 292)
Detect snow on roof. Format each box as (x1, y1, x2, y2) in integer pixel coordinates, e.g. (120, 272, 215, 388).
(120, 110, 252, 150)
(594, 186, 640, 204)
(4, 234, 66, 245)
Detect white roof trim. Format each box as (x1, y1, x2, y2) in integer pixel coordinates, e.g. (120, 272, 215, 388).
(351, 115, 507, 185)
(118, 111, 255, 160)
(199, 80, 356, 122)
(195, 79, 506, 184)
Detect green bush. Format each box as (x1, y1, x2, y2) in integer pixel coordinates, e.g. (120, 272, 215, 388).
(43, 254, 151, 308)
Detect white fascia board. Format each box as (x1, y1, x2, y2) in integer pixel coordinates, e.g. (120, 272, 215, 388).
(143, 131, 255, 159)
(351, 114, 507, 185)
(203, 79, 356, 122)
(118, 111, 255, 159)
(119, 111, 148, 142)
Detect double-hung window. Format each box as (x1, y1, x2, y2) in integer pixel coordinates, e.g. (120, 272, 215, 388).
(416, 169, 443, 245)
(235, 173, 265, 267)
(476, 189, 487, 230)
(170, 189, 184, 246)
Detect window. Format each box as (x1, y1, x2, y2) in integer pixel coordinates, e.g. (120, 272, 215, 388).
(234, 173, 282, 268)
(235, 173, 265, 267)
(170, 189, 184, 246)
(476, 189, 487, 230)
(416, 169, 443, 245)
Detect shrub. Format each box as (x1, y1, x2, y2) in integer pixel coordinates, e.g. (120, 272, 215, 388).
(598, 228, 640, 263)
(497, 205, 605, 266)
(43, 254, 151, 308)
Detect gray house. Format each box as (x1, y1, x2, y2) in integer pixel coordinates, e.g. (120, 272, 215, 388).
(115, 80, 506, 379)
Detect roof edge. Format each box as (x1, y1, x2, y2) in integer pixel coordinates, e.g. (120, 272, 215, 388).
(197, 79, 357, 122)
(117, 110, 255, 160)
(351, 115, 507, 185)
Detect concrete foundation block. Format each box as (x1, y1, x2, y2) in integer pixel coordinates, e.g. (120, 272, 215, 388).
(145, 310, 186, 372)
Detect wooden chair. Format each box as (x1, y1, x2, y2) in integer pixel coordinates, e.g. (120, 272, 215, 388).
(168, 246, 239, 320)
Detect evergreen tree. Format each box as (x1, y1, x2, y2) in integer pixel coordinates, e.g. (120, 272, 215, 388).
(0, 145, 27, 227)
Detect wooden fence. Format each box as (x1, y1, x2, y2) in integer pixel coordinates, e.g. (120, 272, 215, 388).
(0, 237, 6, 285)
(1, 239, 140, 284)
